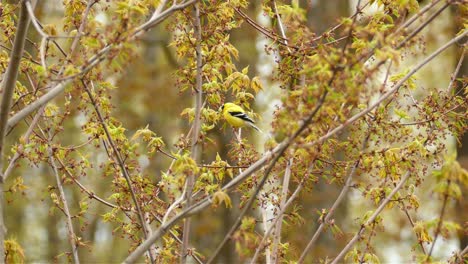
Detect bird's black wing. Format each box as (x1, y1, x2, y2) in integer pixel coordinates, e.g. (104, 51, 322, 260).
(229, 111, 255, 123)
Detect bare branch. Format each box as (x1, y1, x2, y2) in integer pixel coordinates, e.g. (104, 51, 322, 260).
(250, 163, 308, 264)
(3, 107, 44, 180)
(181, 3, 203, 262)
(54, 155, 119, 210)
(298, 140, 367, 263)
(82, 81, 156, 262)
(394, 0, 443, 35)
(427, 179, 451, 259)
(162, 184, 187, 225)
(6, 78, 72, 132)
(401, 204, 427, 255)
(134, 0, 198, 35)
(271, 158, 292, 263)
(448, 49, 465, 94)
(330, 172, 412, 264)
(0, 1, 32, 257)
(272, 0, 292, 53)
(49, 147, 80, 264)
(396, 1, 451, 49)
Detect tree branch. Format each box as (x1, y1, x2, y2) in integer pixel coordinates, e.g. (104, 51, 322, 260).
(6, 0, 198, 132)
(49, 145, 80, 263)
(270, 158, 293, 263)
(447, 49, 465, 94)
(401, 203, 427, 255)
(298, 136, 368, 263)
(427, 179, 451, 260)
(396, 1, 451, 49)
(330, 172, 412, 264)
(181, 3, 203, 262)
(82, 81, 156, 263)
(124, 13, 465, 264)
(205, 77, 332, 264)
(3, 107, 43, 181)
(303, 30, 467, 149)
(123, 141, 285, 264)
(248, 164, 308, 263)
(394, 0, 443, 35)
(0, 1, 32, 180)
(54, 155, 119, 210)
(272, 0, 291, 53)
(0, 1, 33, 259)
(134, 0, 198, 35)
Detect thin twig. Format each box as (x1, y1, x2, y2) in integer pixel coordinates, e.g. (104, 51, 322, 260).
(25, 0, 72, 40)
(270, 158, 293, 263)
(358, 222, 377, 263)
(135, 0, 198, 35)
(25, 0, 49, 71)
(3, 107, 44, 180)
(272, 0, 291, 53)
(249, 164, 309, 264)
(48, 145, 81, 264)
(82, 81, 155, 263)
(152, 213, 204, 264)
(298, 135, 368, 263)
(427, 179, 451, 259)
(394, 0, 443, 35)
(71, 0, 97, 55)
(396, 1, 451, 49)
(152, 0, 170, 19)
(448, 50, 465, 94)
(401, 204, 427, 254)
(234, 8, 288, 43)
(452, 245, 468, 263)
(55, 155, 119, 209)
(0, 43, 43, 66)
(162, 184, 187, 224)
(330, 172, 412, 264)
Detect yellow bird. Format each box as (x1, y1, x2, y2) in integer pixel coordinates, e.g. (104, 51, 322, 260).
(221, 103, 261, 132)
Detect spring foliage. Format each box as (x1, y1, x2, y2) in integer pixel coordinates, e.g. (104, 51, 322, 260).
(0, 0, 466, 263)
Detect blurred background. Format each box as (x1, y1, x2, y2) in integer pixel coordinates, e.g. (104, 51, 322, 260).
(1, 0, 466, 262)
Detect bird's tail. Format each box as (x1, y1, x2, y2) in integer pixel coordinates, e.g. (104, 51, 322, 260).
(248, 122, 263, 133)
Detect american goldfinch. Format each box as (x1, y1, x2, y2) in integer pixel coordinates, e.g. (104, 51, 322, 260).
(221, 103, 261, 132)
